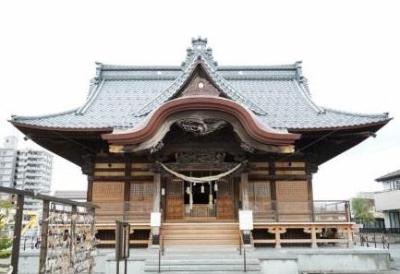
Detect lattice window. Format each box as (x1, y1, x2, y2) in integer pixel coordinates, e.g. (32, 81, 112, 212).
(130, 182, 154, 201)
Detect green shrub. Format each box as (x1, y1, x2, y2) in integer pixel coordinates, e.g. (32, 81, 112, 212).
(0, 249, 11, 258)
(0, 238, 12, 250)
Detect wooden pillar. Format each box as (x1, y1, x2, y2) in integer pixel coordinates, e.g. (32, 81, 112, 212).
(39, 200, 50, 274)
(306, 162, 315, 222)
(69, 205, 77, 267)
(269, 161, 278, 222)
(11, 194, 24, 274)
(123, 156, 132, 222)
(241, 172, 249, 210)
(88, 207, 96, 274)
(87, 177, 93, 202)
(151, 167, 161, 246)
(153, 172, 161, 213)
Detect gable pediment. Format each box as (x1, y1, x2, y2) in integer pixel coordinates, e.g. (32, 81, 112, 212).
(179, 66, 221, 97)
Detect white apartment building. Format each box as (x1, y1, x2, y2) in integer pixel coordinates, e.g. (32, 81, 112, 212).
(374, 169, 400, 230)
(0, 136, 53, 212)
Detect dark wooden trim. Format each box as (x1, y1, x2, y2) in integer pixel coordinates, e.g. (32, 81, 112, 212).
(249, 174, 310, 181)
(87, 177, 93, 202)
(94, 168, 126, 172)
(124, 156, 132, 202)
(269, 161, 276, 200)
(274, 167, 305, 171)
(92, 176, 153, 182)
(308, 175, 314, 222)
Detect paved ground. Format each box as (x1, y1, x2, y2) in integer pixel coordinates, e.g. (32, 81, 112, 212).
(13, 245, 400, 273)
(387, 244, 400, 273)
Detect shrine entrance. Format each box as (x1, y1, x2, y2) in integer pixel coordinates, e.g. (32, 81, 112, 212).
(164, 174, 238, 222)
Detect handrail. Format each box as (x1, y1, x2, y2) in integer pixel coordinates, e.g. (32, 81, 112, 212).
(0, 186, 97, 209)
(239, 231, 247, 273)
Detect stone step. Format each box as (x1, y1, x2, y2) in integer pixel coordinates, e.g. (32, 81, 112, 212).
(144, 264, 261, 272)
(146, 258, 260, 265)
(163, 234, 240, 240)
(163, 239, 239, 246)
(145, 269, 261, 274)
(162, 229, 239, 234)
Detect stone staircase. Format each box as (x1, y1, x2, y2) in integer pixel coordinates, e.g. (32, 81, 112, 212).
(161, 222, 240, 247)
(144, 248, 261, 273)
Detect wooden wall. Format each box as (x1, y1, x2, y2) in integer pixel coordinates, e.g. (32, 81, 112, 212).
(90, 160, 155, 223)
(247, 161, 312, 222)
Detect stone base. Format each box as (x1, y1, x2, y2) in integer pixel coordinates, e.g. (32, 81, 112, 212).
(95, 246, 391, 274)
(257, 248, 390, 274)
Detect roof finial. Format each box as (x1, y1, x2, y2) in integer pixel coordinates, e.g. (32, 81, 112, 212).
(181, 36, 217, 68)
(191, 36, 208, 51)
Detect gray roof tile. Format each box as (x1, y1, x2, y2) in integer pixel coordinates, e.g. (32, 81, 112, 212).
(376, 169, 400, 182)
(12, 38, 390, 131)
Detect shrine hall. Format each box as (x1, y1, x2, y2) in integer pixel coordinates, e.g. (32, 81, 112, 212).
(11, 37, 390, 248)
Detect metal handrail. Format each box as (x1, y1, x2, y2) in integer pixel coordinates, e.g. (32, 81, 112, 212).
(239, 231, 247, 272)
(0, 186, 97, 209)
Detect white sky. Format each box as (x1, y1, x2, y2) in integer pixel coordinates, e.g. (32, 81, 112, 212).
(0, 0, 399, 200)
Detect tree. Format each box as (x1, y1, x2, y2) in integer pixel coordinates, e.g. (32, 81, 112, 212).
(0, 200, 13, 252)
(351, 197, 374, 225)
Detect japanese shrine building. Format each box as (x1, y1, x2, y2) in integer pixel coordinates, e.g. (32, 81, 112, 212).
(11, 38, 390, 248)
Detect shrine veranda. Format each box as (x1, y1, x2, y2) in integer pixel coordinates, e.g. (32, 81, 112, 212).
(11, 38, 391, 249)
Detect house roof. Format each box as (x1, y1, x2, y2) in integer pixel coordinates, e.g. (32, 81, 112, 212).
(376, 169, 400, 182)
(11, 37, 390, 132)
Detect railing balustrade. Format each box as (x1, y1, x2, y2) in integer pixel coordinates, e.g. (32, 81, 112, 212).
(0, 186, 97, 274)
(250, 200, 350, 223)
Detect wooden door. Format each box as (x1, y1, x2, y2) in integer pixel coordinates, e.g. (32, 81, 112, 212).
(217, 178, 235, 219)
(166, 178, 184, 220)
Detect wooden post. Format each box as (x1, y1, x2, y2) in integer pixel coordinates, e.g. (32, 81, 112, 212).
(39, 200, 50, 274)
(304, 226, 320, 249)
(152, 172, 161, 245)
(275, 231, 282, 249)
(241, 172, 249, 210)
(87, 178, 93, 202)
(311, 227, 318, 248)
(153, 173, 161, 213)
(268, 227, 286, 249)
(345, 201, 350, 222)
(11, 194, 24, 274)
(347, 226, 354, 248)
(269, 161, 278, 222)
(124, 156, 132, 222)
(70, 205, 77, 268)
(88, 207, 96, 274)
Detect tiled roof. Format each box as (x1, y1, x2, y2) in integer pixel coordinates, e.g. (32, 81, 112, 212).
(376, 169, 400, 182)
(11, 37, 390, 131)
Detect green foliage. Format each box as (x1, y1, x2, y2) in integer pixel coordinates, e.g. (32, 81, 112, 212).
(0, 199, 13, 251)
(0, 249, 11, 258)
(0, 238, 11, 250)
(352, 197, 374, 224)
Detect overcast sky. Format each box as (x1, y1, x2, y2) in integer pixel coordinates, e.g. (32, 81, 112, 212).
(0, 0, 399, 200)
